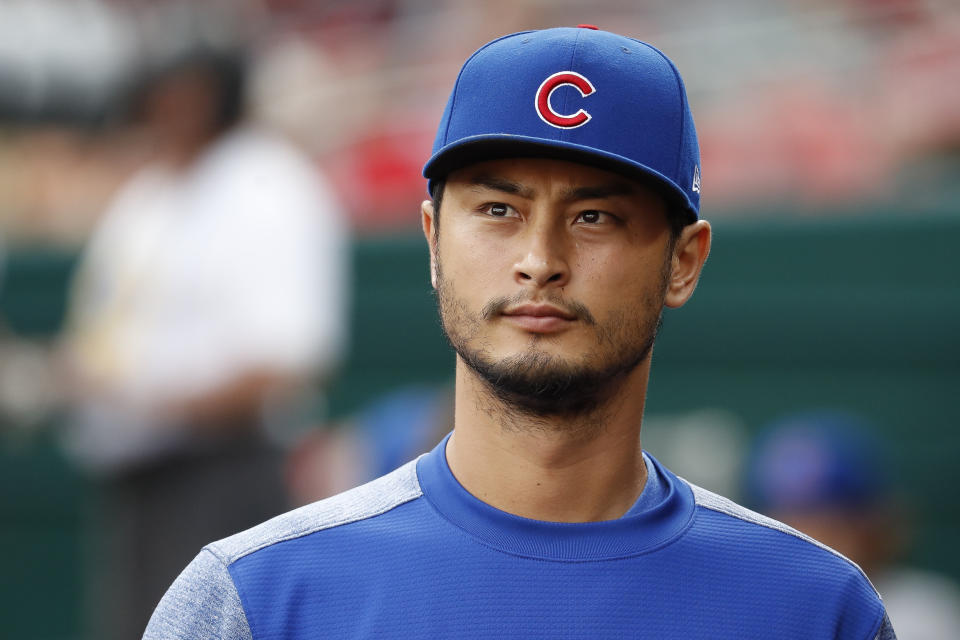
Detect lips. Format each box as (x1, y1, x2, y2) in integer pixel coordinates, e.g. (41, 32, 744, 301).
(502, 304, 577, 333)
(504, 304, 576, 320)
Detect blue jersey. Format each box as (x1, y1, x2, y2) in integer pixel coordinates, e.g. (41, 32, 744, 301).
(145, 434, 895, 639)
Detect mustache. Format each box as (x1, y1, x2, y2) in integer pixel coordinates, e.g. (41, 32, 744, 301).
(481, 292, 597, 325)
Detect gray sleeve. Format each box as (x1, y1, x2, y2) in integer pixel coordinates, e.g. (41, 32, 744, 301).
(873, 611, 897, 640)
(143, 548, 253, 640)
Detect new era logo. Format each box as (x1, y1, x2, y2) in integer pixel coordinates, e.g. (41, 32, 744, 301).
(692, 165, 701, 193)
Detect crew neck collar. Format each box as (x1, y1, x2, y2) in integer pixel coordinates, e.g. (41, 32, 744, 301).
(416, 433, 695, 561)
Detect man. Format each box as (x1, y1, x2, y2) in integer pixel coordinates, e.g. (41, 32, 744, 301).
(63, 47, 349, 640)
(145, 26, 895, 639)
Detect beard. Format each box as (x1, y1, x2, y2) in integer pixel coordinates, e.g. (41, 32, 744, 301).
(435, 258, 668, 422)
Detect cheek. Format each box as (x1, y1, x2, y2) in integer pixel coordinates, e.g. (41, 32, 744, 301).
(572, 247, 669, 313)
(439, 226, 511, 292)
(573, 245, 649, 288)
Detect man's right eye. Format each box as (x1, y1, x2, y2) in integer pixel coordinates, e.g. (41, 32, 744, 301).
(483, 203, 518, 218)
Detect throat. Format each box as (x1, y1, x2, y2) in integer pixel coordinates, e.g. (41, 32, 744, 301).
(448, 366, 651, 522)
(446, 425, 649, 522)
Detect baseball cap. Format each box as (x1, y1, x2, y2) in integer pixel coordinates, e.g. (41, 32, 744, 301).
(423, 26, 702, 220)
(746, 411, 890, 512)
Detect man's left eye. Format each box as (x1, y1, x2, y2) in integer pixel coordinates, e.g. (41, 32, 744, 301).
(577, 210, 605, 224)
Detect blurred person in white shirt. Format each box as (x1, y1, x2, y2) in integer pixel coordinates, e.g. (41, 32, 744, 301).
(60, 45, 349, 640)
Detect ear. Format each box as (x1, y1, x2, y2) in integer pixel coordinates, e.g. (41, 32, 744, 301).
(664, 220, 711, 308)
(421, 200, 438, 289)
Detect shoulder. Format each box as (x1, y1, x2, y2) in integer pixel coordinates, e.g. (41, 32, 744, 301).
(208, 457, 422, 566)
(144, 459, 423, 639)
(194, 128, 345, 232)
(199, 127, 328, 195)
(680, 479, 892, 637)
(144, 548, 252, 640)
(685, 480, 874, 582)
(687, 481, 864, 569)
(90, 167, 171, 237)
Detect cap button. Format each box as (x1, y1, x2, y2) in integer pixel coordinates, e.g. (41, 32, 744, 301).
(577, 24, 599, 30)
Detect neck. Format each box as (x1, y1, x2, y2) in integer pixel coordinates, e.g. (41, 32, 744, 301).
(446, 357, 651, 523)
(149, 125, 224, 170)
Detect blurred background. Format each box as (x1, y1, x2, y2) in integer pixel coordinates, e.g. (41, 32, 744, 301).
(0, 0, 957, 638)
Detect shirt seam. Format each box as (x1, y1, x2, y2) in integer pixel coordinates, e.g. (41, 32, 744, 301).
(694, 499, 880, 596)
(202, 547, 257, 640)
(210, 464, 424, 565)
(869, 609, 888, 640)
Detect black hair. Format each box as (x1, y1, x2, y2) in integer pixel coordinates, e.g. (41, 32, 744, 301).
(123, 48, 247, 132)
(429, 180, 445, 238)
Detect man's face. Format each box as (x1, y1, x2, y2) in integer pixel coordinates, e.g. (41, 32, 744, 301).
(424, 157, 676, 417)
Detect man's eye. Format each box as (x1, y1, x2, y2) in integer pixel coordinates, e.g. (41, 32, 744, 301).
(485, 203, 517, 217)
(577, 210, 605, 224)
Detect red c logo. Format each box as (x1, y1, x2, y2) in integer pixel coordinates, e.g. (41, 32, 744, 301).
(535, 71, 596, 129)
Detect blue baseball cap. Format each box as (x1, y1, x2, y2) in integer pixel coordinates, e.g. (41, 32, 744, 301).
(423, 26, 702, 221)
(746, 411, 890, 512)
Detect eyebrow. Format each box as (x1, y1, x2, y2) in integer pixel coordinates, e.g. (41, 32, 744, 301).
(561, 183, 638, 202)
(468, 175, 535, 199)
(468, 174, 637, 202)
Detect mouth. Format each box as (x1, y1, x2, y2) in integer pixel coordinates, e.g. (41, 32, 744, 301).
(501, 304, 578, 333)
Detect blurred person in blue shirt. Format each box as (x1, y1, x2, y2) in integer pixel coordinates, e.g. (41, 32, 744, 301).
(747, 410, 960, 640)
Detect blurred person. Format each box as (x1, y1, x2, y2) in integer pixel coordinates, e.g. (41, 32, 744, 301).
(60, 46, 349, 640)
(146, 27, 892, 639)
(747, 410, 960, 640)
(286, 384, 453, 504)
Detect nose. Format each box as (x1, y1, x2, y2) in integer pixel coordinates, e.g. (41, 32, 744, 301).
(513, 223, 570, 289)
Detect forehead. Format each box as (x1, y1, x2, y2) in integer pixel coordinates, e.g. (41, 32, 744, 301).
(445, 157, 667, 210)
